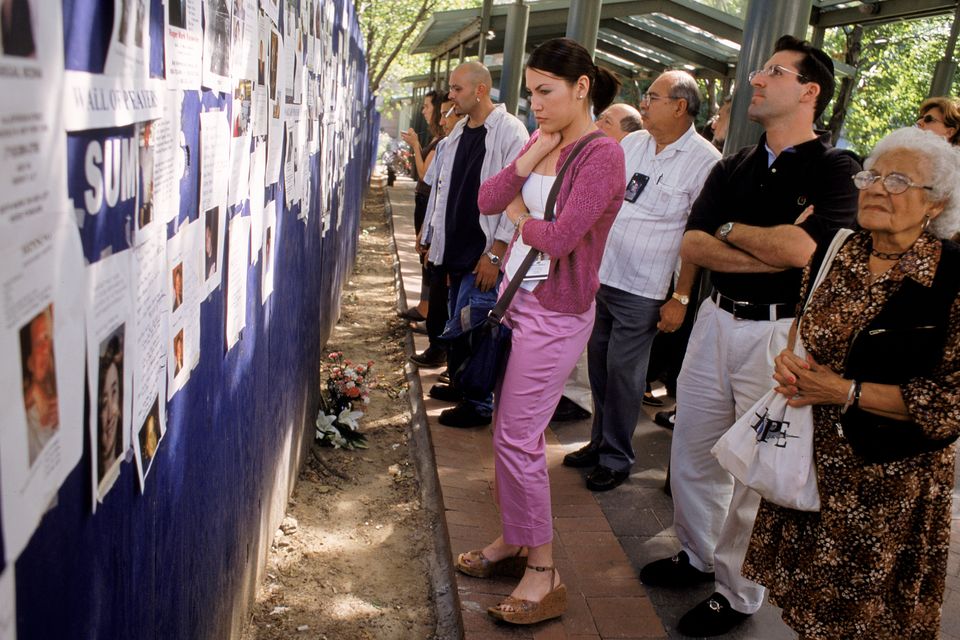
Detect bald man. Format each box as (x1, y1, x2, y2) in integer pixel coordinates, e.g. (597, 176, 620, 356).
(411, 61, 528, 429)
(597, 103, 642, 142)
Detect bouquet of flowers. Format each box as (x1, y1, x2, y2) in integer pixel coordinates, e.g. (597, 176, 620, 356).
(316, 352, 373, 450)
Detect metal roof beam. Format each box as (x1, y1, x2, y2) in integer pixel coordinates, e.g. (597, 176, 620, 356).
(601, 18, 731, 75)
(595, 38, 668, 74)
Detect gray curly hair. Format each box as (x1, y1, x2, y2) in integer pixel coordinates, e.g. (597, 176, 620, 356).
(864, 127, 960, 239)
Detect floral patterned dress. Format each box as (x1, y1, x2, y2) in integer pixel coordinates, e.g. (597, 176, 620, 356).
(742, 230, 960, 640)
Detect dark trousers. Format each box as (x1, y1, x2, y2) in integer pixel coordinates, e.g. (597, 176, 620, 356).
(646, 275, 702, 396)
(425, 262, 448, 348)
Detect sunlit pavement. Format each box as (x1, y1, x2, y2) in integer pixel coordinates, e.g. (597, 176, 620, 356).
(387, 176, 960, 640)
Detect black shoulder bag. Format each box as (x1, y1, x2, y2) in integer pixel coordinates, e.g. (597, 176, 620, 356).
(452, 130, 604, 400)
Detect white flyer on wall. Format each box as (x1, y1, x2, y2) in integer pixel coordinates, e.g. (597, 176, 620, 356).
(104, 0, 151, 78)
(166, 220, 202, 399)
(202, 0, 233, 93)
(0, 214, 85, 565)
(164, 0, 203, 88)
(249, 138, 266, 262)
(225, 215, 250, 350)
(199, 109, 229, 295)
(261, 200, 276, 304)
(131, 226, 167, 490)
(85, 250, 134, 508)
(0, 0, 68, 233)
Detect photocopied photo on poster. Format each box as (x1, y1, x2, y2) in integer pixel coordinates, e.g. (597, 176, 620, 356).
(260, 0, 278, 28)
(0, 214, 85, 565)
(264, 24, 284, 186)
(166, 220, 202, 399)
(228, 81, 252, 207)
(252, 14, 270, 137)
(231, 0, 258, 83)
(0, 0, 68, 234)
(104, 0, 151, 77)
(283, 120, 297, 209)
(0, 568, 13, 640)
(200, 205, 225, 295)
(225, 215, 250, 350)
(260, 201, 276, 304)
(201, 0, 232, 93)
(164, 0, 203, 87)
(131, 226, 168, 490)
(85, 250, 134, 508)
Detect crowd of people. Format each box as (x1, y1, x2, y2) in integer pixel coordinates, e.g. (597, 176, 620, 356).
(396, 33, 960, 638)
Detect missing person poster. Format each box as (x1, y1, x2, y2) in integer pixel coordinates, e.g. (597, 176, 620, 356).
(0, 214, 85, 564)
(164, 0, 203, 87)
(85, 250, 134, 508)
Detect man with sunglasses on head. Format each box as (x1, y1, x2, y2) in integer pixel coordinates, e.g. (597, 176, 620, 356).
(639, 35, 860, 637)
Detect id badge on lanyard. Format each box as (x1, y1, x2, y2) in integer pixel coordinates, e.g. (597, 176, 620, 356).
(524, 254, 551, 281)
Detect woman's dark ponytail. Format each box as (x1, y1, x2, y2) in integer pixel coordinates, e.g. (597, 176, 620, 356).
(590, 66, 620, 117)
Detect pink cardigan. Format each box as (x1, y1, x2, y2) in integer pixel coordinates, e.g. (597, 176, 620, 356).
(478, 131, 626, 314)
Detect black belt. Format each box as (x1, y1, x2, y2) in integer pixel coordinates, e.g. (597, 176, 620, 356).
(710, 290, 795, 322)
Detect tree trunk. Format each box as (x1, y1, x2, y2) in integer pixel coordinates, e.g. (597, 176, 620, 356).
(827, 25, 864, 145)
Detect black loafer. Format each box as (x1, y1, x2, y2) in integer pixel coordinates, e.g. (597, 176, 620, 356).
(642, 391, 664, 407)
(639, 550, 714, 588)
(428, 384, 462, 402)
(438, 370, 451, 384)
(409, 346, 446, 368)
(551, 396, 592, 422)
(677, 592, 750, 637)
(562, 442, 600, 468)
(439, 402, 492, 428)
(585, 465, 629, 491)
(654, 409, 675, 430)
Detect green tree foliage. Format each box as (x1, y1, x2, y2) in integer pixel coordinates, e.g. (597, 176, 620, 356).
(823, 16, 956, 154)
(355, 0, 474, 101)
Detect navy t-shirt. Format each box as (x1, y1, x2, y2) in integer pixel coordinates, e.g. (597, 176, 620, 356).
(444, 124, 487, 272)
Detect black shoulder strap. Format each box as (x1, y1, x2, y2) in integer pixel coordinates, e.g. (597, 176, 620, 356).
(488, 129, 604, 324)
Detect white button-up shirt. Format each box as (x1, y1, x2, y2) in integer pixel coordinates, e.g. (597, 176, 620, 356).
(599, 125, 720, 299)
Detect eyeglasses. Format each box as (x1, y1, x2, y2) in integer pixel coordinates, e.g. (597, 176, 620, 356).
(747, 65, 808, 83)
(640, 92, 680, 104)
(852, 170, 933, 195)
(916, 114, 943, 125)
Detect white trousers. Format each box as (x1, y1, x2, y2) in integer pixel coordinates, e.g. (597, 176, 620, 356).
(670, 298, 792, 614)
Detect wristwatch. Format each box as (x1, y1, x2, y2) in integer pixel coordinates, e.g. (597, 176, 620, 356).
(671, 292, 690, 305)
(486, 251, 501, 265)
(718, 222, 735, 243)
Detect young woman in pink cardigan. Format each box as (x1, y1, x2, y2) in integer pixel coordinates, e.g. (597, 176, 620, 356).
(455, 37, 626, 625)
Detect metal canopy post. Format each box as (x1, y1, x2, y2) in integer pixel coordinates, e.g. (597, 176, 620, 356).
(500, 0, 529, 114)
(566, 0, 602, 58)
(725, 0, 812, 154)
(477, 0, 494, 62)
(929, 2, 960, 96)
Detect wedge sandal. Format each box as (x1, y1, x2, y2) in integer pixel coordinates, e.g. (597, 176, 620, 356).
(455, 547, 527, 579)
(487, 564, 567, 625)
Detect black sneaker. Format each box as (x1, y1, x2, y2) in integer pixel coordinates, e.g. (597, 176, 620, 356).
(428, 384, 462, 402)
(439, 402, 492, 428)
(551, 396, 592, 422)
(585, 465, 629, 492)
(677, 592, 750, 637)
(639, 550, 715, 588)
(562, 442, 599, 468)
(654, 409, 676, 430)
(409, 346, 446, 368)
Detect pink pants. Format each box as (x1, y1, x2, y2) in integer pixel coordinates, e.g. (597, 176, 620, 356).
(494, 285, 595, 547)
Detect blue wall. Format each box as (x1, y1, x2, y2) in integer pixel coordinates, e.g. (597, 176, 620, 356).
(11, 1, 377, 638)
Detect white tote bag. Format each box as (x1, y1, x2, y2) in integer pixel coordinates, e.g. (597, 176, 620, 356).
(710, 229, 852, 512)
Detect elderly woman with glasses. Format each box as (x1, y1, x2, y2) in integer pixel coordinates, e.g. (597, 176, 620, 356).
(916, 96, 960, 145)
(741, 127, 960, 639)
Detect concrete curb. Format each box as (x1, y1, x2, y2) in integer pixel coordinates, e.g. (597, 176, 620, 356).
(383, 186, 464, 640)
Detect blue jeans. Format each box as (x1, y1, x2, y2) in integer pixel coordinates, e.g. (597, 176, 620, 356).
(587, 284, 663, 472)
(441, 270, 501, 415)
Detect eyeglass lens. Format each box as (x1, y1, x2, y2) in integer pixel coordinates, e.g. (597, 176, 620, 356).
(853, 171, 911, 194)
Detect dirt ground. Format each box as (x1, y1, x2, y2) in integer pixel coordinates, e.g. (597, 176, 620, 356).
(241, 183, 440, 640)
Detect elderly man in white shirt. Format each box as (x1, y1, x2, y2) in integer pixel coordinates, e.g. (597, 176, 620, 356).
(563, 71, 720, 492)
